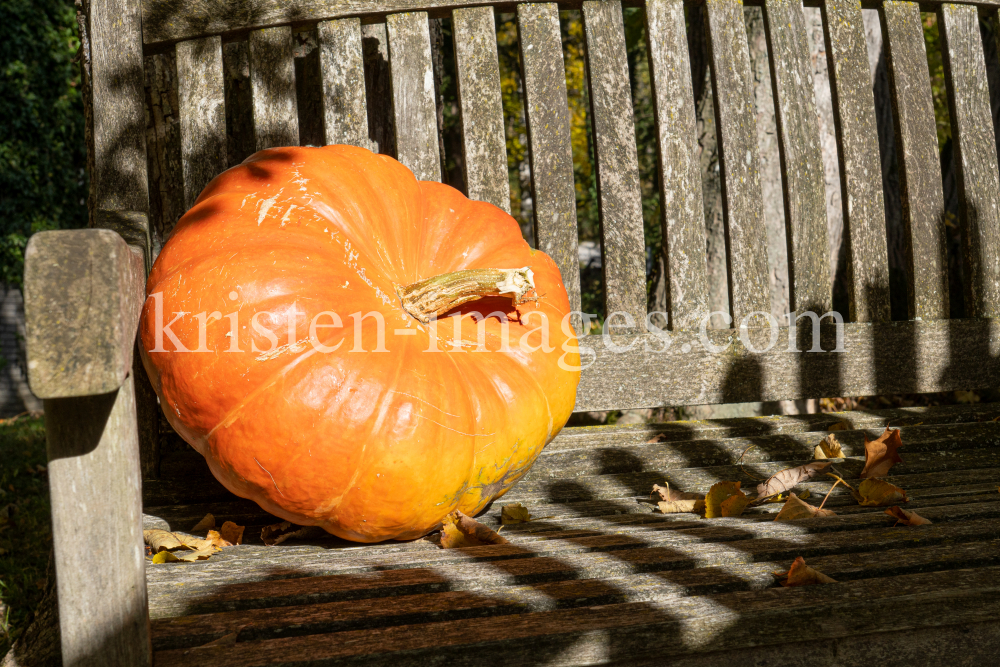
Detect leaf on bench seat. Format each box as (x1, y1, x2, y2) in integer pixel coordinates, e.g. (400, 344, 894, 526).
(191, 513, 215, 532)
(144, 529, 185, 553)
(501, 503, 533, 524)
(705, 481, 749, 518)
(852, 478, 909, 506)
(860, 427, 905, 478)
(219, 520, 245, 545)
(774, 556, 836, 586)
(885, 506, 931, 526)
(260, 521, 324, 546)
(439, 510, 508, 548)
(774, 493, 836, 521)
(652, 483, 705, 514)
(757, 462, 831, 498)
(814, 434, 845, 460)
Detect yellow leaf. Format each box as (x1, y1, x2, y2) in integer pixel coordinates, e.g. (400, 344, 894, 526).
(439, 510, 508, 548)
(500, 503, 532, 525)
(705, 481, 746, 519)
(173, 546, 216, 562)
(774, 557, 836, 586)
(775, 493, 837, 521)
(720, 493, 750, 517)
(885, 506, 932, 526)
(191, 513, 216, 532)
(813, 433, 845, 460)
(143, 529, 185, 553)
(658, 499, 705, 514)
(853, 478, 909, 506)
(152, 550, 179, 564)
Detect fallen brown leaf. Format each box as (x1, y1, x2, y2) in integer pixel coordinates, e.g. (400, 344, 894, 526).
(852, 478, 909, 506)
(756, 462, 831, 498)
(885, 506, 932, 526)
(658, 499, 705, 514)
(774, 493, 837, 521)
(774, 556, 836, 586)
(439, 510, 508, 548)
(705, 481, 748, 518)
(219, 521, 245, 545)
(813, 434, 845, 460)
(652, 483, 703, 503)
(191, 513, 215, 532)
(501, 503, 532, 524)
(829, 421, 849, 431)
(143, 529, 185, 553)
(860, 427, 904, 479)
(260, 521, 324, 546)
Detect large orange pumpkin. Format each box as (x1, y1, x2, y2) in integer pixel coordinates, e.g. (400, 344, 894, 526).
(139, 145, 581, 542)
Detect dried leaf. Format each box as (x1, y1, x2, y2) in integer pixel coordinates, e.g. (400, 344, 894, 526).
(852, 478, 909, 506)
(219, 521, 245, 545)
(705, 481, 747, 519)
(885, 506, 932, 526)
(774, 557, 836, 586)
(191, 513, 216, 532)
(143, 529, 185, 553)
(652, 483, 703, 503)
(646, 433, 668, 444)
(260, 521, 324, 546)
(657, 499, 705, 514)
(152, 551, 179, 564)
(500, 503, 532, 524)
(439, 510, 508, 548)
(720, 493, 750, 517)
(813, 434, 845, 460)
(860, 427, 904, 479)
(828, 421, 849, 431)
(174, 546, 217, 562)
(756, 462, 831, 498)
(774, 493, 837, 521)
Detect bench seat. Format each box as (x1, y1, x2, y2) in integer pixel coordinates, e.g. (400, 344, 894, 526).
(143, 403, 1000, 665)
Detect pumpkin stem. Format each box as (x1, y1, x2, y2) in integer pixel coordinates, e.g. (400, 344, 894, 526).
(396, 267, 535, 323)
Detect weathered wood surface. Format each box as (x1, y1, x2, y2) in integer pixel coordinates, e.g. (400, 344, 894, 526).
(361, 22, 396, 155)
(821, 0, 890, 322)
(705, 0, 771, 327)
(177, 36, 226, 210)
(46, 378, 150, 667)
(940, 3, 1000, 319)
(645, 0, 709, 331)
(517, 3, 582, 318)
(452, 7, 509, 211)
(763, 0, 831, 314)
(583, 0, 647, 331)
(880, 2, 949, 320)
(249, 26, 299, 150)
(317, 18, 370, 148)
(386, 12, 442, 182)
(23, 230, 145, 399)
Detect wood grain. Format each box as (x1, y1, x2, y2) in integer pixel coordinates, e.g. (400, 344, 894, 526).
(318, 18, 370, 148)
(387, 12, 442, 182)
(821, 0, 891, 322)
(249, 26, 299, 150)
(644, 0, 710, 331)
(517, 3, 582, 318)
(176, 36, 226, 209)
(705, 0, 771, 327)
(763, 0, 831, 314)
(940, 3, 1000, 319)
(453, 6, 510, 211)
(880, 2, 949, 321)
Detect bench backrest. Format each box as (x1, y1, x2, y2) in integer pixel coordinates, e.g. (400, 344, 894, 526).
(83, 0, 1000, 417)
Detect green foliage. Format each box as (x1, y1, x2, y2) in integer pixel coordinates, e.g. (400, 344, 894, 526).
(0, 0, 88, 287)
(0, 415, 50, 655)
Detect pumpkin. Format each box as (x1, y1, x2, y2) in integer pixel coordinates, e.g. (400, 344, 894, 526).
(139, 145, 581, 542)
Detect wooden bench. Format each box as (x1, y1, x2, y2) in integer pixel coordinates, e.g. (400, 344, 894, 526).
(17, 0, 1000, 664)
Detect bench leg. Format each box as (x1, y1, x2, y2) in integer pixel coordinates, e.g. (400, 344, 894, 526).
(44, 374, 151, 667)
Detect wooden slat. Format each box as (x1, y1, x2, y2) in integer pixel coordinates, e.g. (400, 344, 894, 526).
(517, 3, 582, 316)
(568, 316, 1000, 410)
(940, 3, 1000, 319)
(248, 26, 299, 150)
(821, 0, 891, 322)
(763, 0, 831, 313)
(704, 0, 771, 326)
(453, 6, 510, 211)
(176, 36, 226, 209)
(361, 22, 396, 155)
(317, 18, 369, 148)
(386, 11, 442, 181)
(880, 2, 949, 320)
(582, 0, 647, 330)
(644, 0, 710, 331)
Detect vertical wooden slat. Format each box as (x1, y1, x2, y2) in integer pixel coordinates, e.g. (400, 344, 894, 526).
(386, 12, 442, 182)
(177, 36, 226, 210)
(453, 6, 511, 212)
(361, 22, 395, 155)
(939, 3, 1000, 319)
(582, 0, 648, 330)
(318, 18, 370, 148)
(762, 0, 832, 314)
(704, 0, 770, 326)
(644, 0, 710, 331)
(249, 26, 299, 151)
(517, 3, 582, 318)
(880, 2, 949, 320)
(821, 0, 891, 322)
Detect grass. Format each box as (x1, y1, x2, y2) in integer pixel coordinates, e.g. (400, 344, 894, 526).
(0, 414, 50, 656)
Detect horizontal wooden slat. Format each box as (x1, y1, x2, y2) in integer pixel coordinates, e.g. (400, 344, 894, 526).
(318, 18, 370, 147)
(24, 230, 145, 399)
(249, 26, 299, 150)
(177, 36, 227, 210)
(571, 317, 1000, 410)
